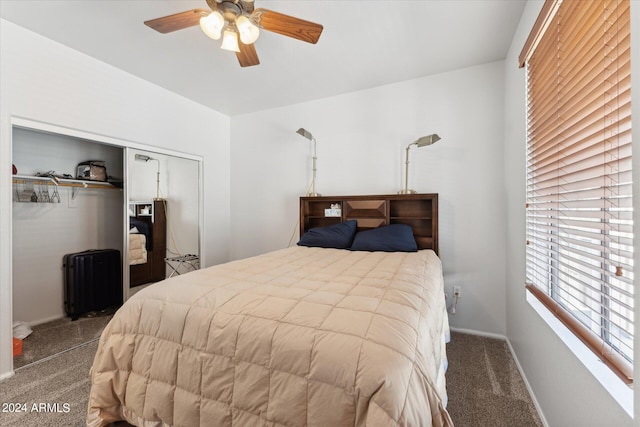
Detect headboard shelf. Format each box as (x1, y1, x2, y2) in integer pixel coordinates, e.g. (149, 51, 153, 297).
(300, 194, 438, 254)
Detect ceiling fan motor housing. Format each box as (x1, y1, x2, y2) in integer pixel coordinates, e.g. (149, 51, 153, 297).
(221, 3, 242, 21)
(207, 0, 254, 21)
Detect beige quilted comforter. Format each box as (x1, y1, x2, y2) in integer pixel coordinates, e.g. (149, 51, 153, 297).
(87, 247, 452, 427)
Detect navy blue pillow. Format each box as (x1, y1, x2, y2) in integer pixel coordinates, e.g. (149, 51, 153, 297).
(298, 220, 357, 249)
(349, 224, 417, 252)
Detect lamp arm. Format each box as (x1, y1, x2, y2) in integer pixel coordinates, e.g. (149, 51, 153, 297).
(311, 137, 318, 196)
(152, 159, 161, 200)
(403, 143, 413, 193)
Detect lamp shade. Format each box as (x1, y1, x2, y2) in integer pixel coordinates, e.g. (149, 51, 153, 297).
(236, 15, 260, 44)
(134, 154, 154, 162)
(200, 11, 225, 40)
(221, 27, 240, 52)
(296, 128, 314, 141)
(414, 134, 441, 147)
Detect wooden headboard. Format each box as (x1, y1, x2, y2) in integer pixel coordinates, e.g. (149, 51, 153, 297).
(300, 194, 438, 254)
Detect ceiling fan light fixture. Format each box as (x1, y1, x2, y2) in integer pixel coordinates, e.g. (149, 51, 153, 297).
(236, 15, 260, 44)
(200, 11, 225, 40)
(144, 1, 324, 67)
(220, 26, 240, 52)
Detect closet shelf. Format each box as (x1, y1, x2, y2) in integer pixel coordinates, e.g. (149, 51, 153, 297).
(13, 174, 117, 189)
(13, 174, 119, 201)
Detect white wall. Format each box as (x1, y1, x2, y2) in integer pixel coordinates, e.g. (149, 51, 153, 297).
(230, 61, 507, 336)
(0, 19, 231, 378)
(503, 1, 639, 425)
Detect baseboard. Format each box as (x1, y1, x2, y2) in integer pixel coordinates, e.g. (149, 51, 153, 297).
(0, 370, 15, 381)
(449, 327, 549, 427)
(449, 326, 506, 340)
(28, 314, 65, 327)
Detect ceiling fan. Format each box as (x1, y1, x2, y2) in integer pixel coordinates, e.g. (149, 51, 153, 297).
(144, 0, 323, 67)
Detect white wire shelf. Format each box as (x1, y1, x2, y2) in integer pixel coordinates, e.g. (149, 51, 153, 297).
(12, 174, 119, 202)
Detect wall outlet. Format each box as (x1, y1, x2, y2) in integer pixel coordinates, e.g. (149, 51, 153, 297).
(453, 286, 462, 297)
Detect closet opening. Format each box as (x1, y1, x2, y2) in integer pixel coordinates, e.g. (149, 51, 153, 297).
(10, 123, 203, 372)
(11, 126, 124, 370)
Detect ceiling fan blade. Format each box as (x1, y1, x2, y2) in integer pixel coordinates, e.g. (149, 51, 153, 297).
(253, 8, 323, 44)
(144, 9, 207, 34)
(236, 42, 260, 67)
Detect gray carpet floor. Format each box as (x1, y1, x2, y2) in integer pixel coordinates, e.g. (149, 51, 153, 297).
(1, 339, 98, 427)
(1, 329, 542, 426)
(446, 332, 543, 427)
(14, 315, 113, 369)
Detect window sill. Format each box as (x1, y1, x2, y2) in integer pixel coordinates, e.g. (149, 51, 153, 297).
(526, 289, 633, 417)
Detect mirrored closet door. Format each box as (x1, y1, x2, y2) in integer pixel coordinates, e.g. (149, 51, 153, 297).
(126, 148, 201, 297)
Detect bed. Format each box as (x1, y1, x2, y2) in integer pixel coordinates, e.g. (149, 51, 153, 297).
(87, 194, 452, 427)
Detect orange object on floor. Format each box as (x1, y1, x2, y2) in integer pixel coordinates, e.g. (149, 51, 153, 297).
(12, 338, 22, 357)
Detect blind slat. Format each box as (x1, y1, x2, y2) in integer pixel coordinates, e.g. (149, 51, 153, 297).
(526, 239, 635, 282)
(529, 96, 632, 164)
(525, 250, 634, 310)
(526, 245, 634, 286)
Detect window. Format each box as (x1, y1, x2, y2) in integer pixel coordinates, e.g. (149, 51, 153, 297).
(520, 0, 633, 384)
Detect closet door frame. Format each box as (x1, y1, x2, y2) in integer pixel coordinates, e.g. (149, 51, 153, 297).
(3, 117, 204, 374)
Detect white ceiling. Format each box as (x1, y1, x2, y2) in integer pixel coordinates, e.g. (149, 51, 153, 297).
(0, 0, 526, 116)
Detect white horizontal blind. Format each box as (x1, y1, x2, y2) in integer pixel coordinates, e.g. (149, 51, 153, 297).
(525, 0, 633, 383)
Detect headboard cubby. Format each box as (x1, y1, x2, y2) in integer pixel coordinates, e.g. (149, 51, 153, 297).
(300, 194, 438, 253)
